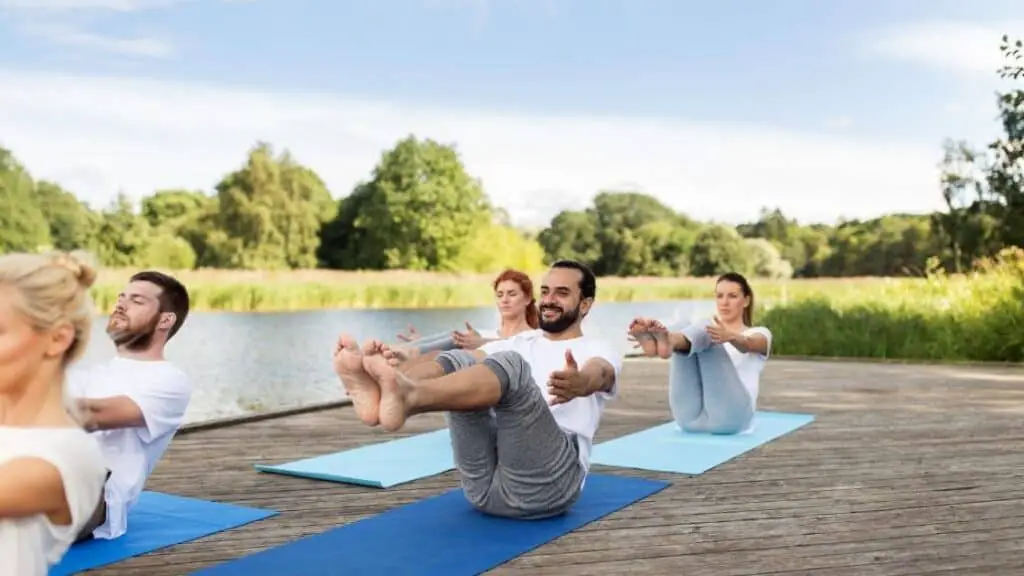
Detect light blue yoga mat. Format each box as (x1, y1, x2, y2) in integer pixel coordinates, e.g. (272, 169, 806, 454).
(254, 428, 455, 488)
(51, 492, 276, 575)
(591, 411, 815, 475)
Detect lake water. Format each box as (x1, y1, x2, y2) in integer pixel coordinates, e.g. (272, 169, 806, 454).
(75, 299, 715, 424)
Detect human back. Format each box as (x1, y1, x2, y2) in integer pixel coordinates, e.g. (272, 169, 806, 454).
(0, 251, 108, 574)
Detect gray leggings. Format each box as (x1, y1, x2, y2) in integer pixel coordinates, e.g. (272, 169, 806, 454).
(410, 331, 458, 354)
(669, 319, 755, 434)
(436, 349, 585, 519)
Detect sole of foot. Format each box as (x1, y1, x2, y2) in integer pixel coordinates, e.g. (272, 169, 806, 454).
(634, 332, 659, 357)
(362, 353, 409, 432)
(332, 335, 381, 427)
(650, 327, 673, 359)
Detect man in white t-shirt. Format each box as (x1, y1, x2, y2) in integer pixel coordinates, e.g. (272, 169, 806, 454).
(333, 260, 622, 519)
(66, 271, 192, 541)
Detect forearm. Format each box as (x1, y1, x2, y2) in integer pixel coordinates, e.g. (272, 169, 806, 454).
(730, 333, 768, 354)
(74, 397, 145, 431)
(399, 351, 448, 379)
(668, 331, 692, 353)
(581, 362, 615, 395)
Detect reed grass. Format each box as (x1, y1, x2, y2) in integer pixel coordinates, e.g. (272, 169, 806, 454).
(760, 248, 1024, 363)
(89, 268, 901, 312)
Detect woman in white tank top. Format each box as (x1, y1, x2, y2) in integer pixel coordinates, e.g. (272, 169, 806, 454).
(0, 251, 108, 575)
(394, 268, 541, 357)
(628, 272, 773, 435)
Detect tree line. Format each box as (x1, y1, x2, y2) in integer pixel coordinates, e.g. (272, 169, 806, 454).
(1, 36, 1020, 279)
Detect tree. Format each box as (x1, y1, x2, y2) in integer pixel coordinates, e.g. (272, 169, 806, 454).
(213, 143, 330, 270)
(688, 225, 751, 277)
(0, 147, 50, 253)
(319, 135, 492, 271)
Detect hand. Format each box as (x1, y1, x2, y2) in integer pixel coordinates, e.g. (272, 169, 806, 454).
(452, 321, 485, 350)
(705, 316, 740, 344)
(396, 324, 420, 343)
(547, 349, 588, 405)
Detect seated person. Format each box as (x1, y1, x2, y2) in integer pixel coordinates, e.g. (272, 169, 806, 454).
(0, 251, 108, 574)
(67, 271, 192, 541)
(334, 260, 621, 519)
(628, 272, 772, 435)
(396, 268, 540, 355)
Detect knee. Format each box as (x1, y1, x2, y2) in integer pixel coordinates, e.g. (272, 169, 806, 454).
(437, 349, 478, 373)
(483, 350, 532, 400)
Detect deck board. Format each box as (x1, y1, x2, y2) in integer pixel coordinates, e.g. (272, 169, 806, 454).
(83, 358, 1024, 575)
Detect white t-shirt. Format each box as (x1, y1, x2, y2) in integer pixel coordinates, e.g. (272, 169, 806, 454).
(480, 331, 622, 475)
(723, 326, 773, 407)
(65, 357, 192, 540)
(477, 328, 499, 340)
(0, 426, 107, 576)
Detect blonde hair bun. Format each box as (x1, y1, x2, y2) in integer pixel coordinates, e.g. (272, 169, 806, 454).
(49, 250, 98, 289)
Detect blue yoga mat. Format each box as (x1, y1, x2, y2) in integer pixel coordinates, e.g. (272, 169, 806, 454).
(591, 411, 815, 475)
(254, 428, 455, 488)
(51, 492, 276, 576)
(192, 473, 668, 576)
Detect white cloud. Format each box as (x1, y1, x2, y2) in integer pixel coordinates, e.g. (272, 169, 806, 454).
(859, 20, 1024, 77)
(21, 23, 173, 57)
(0, 0, 187, 11)
(0, 69, 948, 227)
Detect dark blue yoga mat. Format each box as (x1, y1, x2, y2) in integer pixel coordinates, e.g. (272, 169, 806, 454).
(51, 492, 276, 575)
(192, 473, 669, 575)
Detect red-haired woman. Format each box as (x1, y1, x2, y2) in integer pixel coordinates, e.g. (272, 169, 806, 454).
(397, 269, 540, 353)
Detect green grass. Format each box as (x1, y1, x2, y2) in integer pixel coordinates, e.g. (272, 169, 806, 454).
(90, 255, 1024, 363)
(90, 268, 897, 312)
(760, 248, 1024, 363)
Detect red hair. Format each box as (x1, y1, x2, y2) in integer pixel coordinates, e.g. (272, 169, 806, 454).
(493, 269, 540, 329)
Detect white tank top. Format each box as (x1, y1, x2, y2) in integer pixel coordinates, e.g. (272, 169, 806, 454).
(0, 426, 107, 576)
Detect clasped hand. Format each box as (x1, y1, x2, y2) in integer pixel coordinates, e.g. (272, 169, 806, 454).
(547, 349, 587, 406)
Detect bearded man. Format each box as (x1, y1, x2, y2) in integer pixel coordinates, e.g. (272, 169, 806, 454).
(332, 260, 622, 519)
(66, 270, 192, 541)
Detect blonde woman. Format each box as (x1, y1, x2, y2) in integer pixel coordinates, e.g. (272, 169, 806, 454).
(0, 251, 108, 575)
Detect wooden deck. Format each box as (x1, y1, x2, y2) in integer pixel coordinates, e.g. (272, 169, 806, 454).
(87, 358, 1024, 575)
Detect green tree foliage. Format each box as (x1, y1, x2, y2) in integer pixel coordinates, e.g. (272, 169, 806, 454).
(318, 135, 494, 271)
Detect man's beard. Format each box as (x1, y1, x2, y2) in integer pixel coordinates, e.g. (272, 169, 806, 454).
(106, 313, 160, 351)
(539, 303, 581, 334)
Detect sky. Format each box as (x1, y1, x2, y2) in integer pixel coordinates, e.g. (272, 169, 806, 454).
(0, 0, 1022, 228)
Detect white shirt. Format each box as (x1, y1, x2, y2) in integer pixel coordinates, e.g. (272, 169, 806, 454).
(0, 426, 107, 576)
(724, 326, 773, 407)
(66, 357, 192, 540)
(480, 330, 622, 475)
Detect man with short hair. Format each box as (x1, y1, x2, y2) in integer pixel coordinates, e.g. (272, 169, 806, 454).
(333, 260, 622, 519)
(67, 271, 192, 541)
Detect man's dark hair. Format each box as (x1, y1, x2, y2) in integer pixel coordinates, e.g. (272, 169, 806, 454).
(550, 259, 597, 300)
(130, 271, 190, 339)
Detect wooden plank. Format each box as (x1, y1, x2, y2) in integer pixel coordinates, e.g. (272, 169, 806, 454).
(82, 358, 1024, 575)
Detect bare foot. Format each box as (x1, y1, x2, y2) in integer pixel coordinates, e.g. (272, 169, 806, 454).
(332, 335, 381, 426)
(361, 353, 410, 432)
(648, 320, 673, 359)
(380, 344, 409, 366)
(628, 317, 658, 357)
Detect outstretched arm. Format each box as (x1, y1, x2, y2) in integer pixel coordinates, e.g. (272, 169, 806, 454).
(579, 357, 616, 395)
(727, 332, 770, 355)
(0, 458, 68, 521)
(75, 396, 146, 431)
